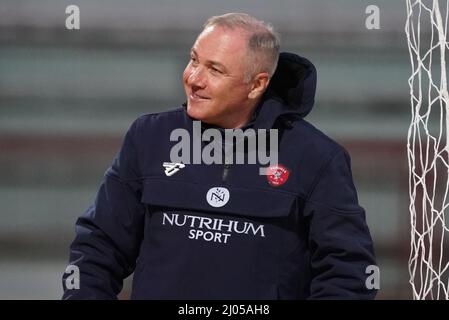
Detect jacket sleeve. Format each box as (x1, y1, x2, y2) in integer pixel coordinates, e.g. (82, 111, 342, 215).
(304, 148, 377, 299)
(62, 119, 146, 299)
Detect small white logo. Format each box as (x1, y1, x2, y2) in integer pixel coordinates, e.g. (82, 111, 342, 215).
(206, 187, 230, 207)
(163, 162, 185, 176)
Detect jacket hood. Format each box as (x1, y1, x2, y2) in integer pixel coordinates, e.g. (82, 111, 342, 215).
(253, 52, 317, 130)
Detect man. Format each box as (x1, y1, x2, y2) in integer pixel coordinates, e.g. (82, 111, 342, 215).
(62, 13, 377, 299)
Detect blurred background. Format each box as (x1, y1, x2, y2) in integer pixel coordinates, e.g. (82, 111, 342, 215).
(0, 0, 410, 299)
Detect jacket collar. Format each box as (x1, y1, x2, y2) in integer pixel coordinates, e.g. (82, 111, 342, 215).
(253, 52, 317, 130)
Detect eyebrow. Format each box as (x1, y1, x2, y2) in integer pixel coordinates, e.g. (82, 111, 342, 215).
(191, 49, 228, 73)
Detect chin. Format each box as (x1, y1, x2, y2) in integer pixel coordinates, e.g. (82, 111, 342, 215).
(187, 103, 206, 121)
(187, 99, 222, 124)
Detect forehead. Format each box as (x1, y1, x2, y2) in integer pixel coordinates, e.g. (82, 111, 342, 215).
(192, 26, 249, 70)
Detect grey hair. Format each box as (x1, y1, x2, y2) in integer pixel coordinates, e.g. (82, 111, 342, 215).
(203, 13, 281, 82)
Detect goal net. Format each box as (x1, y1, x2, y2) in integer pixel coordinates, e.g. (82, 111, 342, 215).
(406, 0, 449, 299)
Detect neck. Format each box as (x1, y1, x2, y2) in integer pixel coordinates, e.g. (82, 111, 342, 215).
(220, 98, 261, 129)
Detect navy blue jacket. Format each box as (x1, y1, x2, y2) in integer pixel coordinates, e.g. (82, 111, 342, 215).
(62, 53, 377, 299)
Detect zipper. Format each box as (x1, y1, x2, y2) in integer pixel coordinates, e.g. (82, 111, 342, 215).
(222, 137, 233, 182)
(222, 163, 231, 182)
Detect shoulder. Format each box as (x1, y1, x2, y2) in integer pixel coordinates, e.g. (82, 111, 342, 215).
(133, 106, 186, 129)
(126, 106, 187, 137)
(289, 118, 346, 160)
(117, 106, 188, 152)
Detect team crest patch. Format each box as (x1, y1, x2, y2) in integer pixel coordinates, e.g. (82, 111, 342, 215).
(206, 187, 230, 207)
(266, 164, 290, 187)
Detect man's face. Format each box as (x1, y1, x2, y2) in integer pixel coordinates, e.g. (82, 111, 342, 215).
(183, 26, 255, 128)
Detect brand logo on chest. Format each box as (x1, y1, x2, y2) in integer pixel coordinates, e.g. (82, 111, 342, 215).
(206, 187, 230, 207)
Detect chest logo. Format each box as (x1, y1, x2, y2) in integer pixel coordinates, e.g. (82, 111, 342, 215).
(163, 162, 185, 176)
(266, 164, 290, 187)
(206, 187, 230, 208)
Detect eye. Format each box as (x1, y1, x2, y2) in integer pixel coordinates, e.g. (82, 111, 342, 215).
(210, 66, 223, 74)
(190, 55, 198, 65)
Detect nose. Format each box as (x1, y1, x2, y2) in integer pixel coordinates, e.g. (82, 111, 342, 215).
(187, 65, 206, 88)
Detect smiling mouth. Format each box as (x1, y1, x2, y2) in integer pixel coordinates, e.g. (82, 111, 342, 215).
(190, 92, 210, 101)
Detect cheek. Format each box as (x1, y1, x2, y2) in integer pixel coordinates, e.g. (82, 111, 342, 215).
(182, 66, 191, 84)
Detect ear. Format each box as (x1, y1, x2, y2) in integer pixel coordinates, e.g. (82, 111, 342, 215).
(248, 72, 270, 99)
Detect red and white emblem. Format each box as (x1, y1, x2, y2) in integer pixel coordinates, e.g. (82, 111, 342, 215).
(266, 164, 290, 187)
